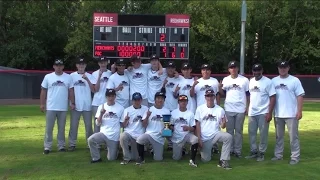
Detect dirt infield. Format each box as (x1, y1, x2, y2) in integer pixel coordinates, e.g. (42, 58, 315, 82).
(0, 98, 319, 106)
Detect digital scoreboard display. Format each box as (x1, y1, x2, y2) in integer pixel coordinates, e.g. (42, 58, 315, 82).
(93, 13, 190, 60)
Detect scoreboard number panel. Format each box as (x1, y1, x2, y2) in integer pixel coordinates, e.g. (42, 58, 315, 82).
(93, 13, 190, 60)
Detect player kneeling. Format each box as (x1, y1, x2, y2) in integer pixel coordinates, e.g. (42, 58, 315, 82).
(88, 89, 124, 163)
(119, 92, 148, 165)
(170, 95, 198, 167)
(136, 92, 170, 164)
(195, 90, 232, 170)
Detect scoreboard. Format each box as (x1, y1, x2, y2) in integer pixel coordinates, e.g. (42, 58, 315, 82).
(93, 13, 190, 60)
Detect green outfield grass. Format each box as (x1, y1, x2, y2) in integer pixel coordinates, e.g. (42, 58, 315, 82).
(1, 102, 320, 180)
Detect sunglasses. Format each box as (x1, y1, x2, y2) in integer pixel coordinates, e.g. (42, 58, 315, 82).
(178, 96, 188, 101)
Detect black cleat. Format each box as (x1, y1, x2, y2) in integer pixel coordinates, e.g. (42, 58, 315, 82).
(91, 158, 102, 163)
(217, 160, 232, 170)
(68, 146, 76, 152)
(58, 148, 66, 152)
(43, 150, 50, 154)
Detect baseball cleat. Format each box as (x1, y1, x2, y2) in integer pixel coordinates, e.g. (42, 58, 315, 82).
(189, 160, 197, 167)
(217, 160, 232, 170)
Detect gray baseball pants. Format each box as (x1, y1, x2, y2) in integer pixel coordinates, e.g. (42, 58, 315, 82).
(91, 106, 100, 133)
(248, 114, 269, 153)
(44, 110, 67, 150)
(274, 118, 300, 160)
(225, 111, 245, 154)
(88, 132, 119, 161)
(120, 132, 139, 161)
(172, 133, 198, 160)
(68, 110, 93, 147)
(136, 134, 164, 161)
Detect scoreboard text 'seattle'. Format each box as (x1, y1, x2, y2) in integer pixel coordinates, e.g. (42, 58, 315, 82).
(93, 13, 190, 60)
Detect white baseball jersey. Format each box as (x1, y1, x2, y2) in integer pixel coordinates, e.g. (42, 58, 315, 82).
(107, 72, 130, 108)
(177, 77, 197, 113)
(70, 72, 95, 111)
(91, 70, 112, 106)
(170, 109, 195, 143)
(195, 104, 225, 142)
(147, 68, 167, 104)
(125, 64, 151, 100)
(248, 76, 276, 116)
(222, 75, 249, 113)
(121, 105, 148, 140)
(143, 106, 170, 145)
(41, 72, 73, 111)
(164, 75, 182, 111)
(95, 103, 124, 141)
(272, 75, 305, 118)
(194, 77, 219, 106)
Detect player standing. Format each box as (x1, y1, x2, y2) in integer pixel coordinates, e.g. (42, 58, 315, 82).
(91, 57, 113, 133)
(219, 61, 249, 158)
(88, 89, 124, 163)
(119, 92, 148, 165)
(271, 61, 305, 165)
(245, 64, 276, 161)
(40, 59, 75, 154)
(136, 92, 170, 164)
(170, 95, 198, 167)
(68, 58, 95, 151)
(107, 59, 130, 108)
(195, 90, 232, 170)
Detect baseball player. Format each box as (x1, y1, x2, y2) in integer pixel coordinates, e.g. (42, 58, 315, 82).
(40, 59, 75, 154)
(271, 61, 305, 165)
(136, 92, 170, 164)
(195, 90, 232, 170)
(219, 61, 249, 158)
(245, 63, 276, 161)
(91, 57, 113, 133)
(170, 95, 198, 167)
(107, 58, 130, 108)
(119, 92, 148, 165)
(88, 89, 124, 163)
(68, 58, 95, 151)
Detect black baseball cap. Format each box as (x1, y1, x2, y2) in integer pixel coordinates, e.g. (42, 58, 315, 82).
(201, 64, 210, 70)
(228, 61, 239, 68)
(150, 54, 159, 60)
(181, 62, 191, 69)
(178, 95, 188, 101)
(54, 59, 64, 65)
(252, 63, 263, 71)
(105, 89, 116, 96)
(116, 58, 126, 65)
(277, 61, 289, 68)
(132, 92, 142, 100)
(76, 58, 86, 64)
(205, 89, 215, 96)
(98, 57, 108, 62)
(131, 54, 141, 62)
(167, 61, 176, 68)
(155, 91, 166, 99)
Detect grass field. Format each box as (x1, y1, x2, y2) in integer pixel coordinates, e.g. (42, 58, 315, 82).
(1, 102, 320, 180)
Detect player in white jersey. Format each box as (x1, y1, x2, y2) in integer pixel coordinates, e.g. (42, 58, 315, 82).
(271, 61, 305, 165)
(170, 95, 198, 167)
(107, 58, 130, 108)
(136, 92, 170, 164)
(219, 61, 249, 158)
(68, 58, 95, 151)
(245, 64, 276, 161)
(119, 92, 148, 165)
(91, 57, 113, 133)
(147, 55, 167, 107)
(88, 89, 124, 163)
(40, 59, 75, 154)
(191, 63, 220, 106)
(195, 90, 232, 170)
(175, 62, 197, 113)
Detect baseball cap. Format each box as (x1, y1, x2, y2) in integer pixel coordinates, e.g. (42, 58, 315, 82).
(105, 89, 116, 96)
(178, 95, 188, 101)
(277, 61, 289, 68)
(167, 61, 176, 68)
(252, 63, 263, 71)
(131, 54, 141, 62)
(132, 92, 142, 100)
(98, 57, 108, 61)
(76, 58, 86, 64)
(54, 59, 64, 65)
(201, 64, 210, 70)
(205, 89, 215, 96)
(155, 91, 166, 99)
(150, 54, 159, 60)
(228, 61, 239, 68)
(181, 62, 191, 69)
(116, 58, 126, 65)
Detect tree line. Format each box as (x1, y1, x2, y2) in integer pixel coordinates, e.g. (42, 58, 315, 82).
(0, 0, 319, 74)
